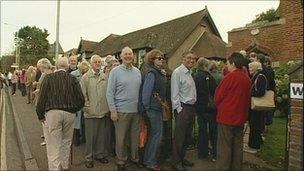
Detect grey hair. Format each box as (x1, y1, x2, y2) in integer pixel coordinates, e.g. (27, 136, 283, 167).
(196, 57, 210, 71)
(77, 60, 90, 71)
(90, 55, 102, 64)
(249, 61, 262, 73)
(55, 57, 69, 70)
(37, 58, 52, 69)
(120, 46, 133, 58)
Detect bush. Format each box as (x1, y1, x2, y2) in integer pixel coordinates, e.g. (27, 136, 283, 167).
(274, 61, 300, 116)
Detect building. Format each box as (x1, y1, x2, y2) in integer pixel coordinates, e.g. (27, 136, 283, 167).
(227, 0, 303, 66)
(48, 41, 64, 57)
(77, 38, 99, 60)
(77, 6, 226, 70)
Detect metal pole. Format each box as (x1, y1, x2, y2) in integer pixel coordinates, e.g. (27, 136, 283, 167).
(16, 30, 19, 70)
(55, 0, 60, 60)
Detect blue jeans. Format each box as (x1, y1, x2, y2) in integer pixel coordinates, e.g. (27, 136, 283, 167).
(197, 111, 217, 159)
(143, 109, 163, 167)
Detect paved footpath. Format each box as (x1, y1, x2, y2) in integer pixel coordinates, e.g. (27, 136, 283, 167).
(11, 91, 262, 171)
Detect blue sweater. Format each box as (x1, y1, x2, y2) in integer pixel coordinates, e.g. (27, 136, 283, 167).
(106, 64, 141, 113)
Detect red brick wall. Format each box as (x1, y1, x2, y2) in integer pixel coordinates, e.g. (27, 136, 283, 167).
(227, 0, 303, 62)
(288, 79, 303, 171)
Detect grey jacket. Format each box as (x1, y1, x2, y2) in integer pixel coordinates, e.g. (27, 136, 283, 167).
(80, 69, 109, 118)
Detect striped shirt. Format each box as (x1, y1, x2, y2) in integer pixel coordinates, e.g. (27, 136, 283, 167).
(36, 70, 85, 120)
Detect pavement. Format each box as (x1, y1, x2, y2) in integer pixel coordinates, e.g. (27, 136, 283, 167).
(5, 89, 281, 170)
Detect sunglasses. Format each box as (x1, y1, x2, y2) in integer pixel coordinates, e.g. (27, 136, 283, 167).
(156, 56, 165, 60)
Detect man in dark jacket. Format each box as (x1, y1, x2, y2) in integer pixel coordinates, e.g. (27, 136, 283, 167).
(36, 57, 85, 170)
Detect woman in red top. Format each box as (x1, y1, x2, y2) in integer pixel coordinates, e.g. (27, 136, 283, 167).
(214, 52, 251, 170)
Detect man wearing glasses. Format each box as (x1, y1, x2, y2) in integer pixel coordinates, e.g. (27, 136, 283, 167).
(171, 51, 197, 171)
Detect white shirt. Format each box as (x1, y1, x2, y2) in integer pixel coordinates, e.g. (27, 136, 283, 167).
(171, 64, 197, 113)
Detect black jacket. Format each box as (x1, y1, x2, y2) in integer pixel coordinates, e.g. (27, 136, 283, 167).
(193, 70, 217, 112)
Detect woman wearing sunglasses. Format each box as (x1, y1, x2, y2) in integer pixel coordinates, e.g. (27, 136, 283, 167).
(141, 49, 167, 171)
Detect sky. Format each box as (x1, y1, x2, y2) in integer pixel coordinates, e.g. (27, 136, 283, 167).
(1, 1, 280, 56)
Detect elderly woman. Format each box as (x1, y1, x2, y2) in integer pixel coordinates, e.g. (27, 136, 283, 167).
(70, 60, 90, 146)
(193, 57, 217, 161)
(141, 49, 167, 171)
(33, 58, 53, 146)
(245, 61, 267, 153)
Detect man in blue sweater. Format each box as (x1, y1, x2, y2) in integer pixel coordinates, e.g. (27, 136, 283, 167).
(106, 46, 142, 171)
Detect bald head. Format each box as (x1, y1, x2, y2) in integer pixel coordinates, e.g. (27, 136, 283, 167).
(120, 46, 134, 66)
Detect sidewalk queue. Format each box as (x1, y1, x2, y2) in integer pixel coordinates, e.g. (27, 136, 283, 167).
(4, 47, 276, 171)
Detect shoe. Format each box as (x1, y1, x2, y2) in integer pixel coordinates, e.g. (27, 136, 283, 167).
(244, 146, 258, 154)
(211, 158, 216, 162)
(41, 135, 45, 139)
(182, 159, 194, 167)
(172, 163, 187, 171)
(131, 161, 144, 168)
(40, 141, 46, 146)
(84, 161, 94, 168)
(117, 164, 126, 171)
(27, 102, 31, 104)
(95, 157, 109, 164)
(146, 165, 161, 171)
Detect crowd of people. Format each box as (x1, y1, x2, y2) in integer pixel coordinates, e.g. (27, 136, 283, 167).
(0, 47, 276, 171)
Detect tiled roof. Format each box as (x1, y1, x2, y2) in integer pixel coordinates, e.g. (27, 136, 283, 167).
(93, 8, 222, 57)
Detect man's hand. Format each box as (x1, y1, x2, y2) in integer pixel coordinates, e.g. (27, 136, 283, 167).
(111, 111, 118, 121)
(40, 118, 46, 124)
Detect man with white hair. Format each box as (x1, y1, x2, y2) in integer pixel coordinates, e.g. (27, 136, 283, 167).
(36, 57, 85, 170)
(80, 55, 110, 168)
(67, 54, 78, 73)
(106, 47, 142, 171)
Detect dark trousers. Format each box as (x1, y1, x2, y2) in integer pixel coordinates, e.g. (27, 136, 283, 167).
(265, 110, 274, 125)
(171, 104, 196, 165)
(197, 111, 217, 158)
(217, 124, 244, 171)
(12, 83, 16, 94)
(19, 83, 26, 96)
(248, 110, 264, 149)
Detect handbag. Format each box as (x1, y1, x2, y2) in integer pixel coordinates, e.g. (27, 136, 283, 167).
(251, 74, 275, 111)
(153, 92, 171, 121)
(161, 99, 171, 121)
(139, 119, 148, 148)
(206, 76, 216, 110)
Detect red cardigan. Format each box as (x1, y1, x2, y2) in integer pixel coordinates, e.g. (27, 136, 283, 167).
(214, 69, 251, 126)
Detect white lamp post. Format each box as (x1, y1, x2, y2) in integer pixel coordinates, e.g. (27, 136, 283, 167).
(4, 22, 20, 70)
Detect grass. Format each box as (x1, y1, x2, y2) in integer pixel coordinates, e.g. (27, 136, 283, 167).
(256, 117, 287, 168)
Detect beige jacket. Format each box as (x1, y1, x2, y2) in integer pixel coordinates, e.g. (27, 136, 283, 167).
(25, 70, 36, 86)
(80, 69, 109, 118)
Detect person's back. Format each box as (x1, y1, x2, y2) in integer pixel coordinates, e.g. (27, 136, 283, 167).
(215, 69, 251, 126)
(38, 70, 83, 115)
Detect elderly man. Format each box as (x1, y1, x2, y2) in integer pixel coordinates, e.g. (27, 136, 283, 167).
(106, 47, 142, 171)
(36, 57, 84, 170)
(80, 55, 110, 168)
(25, 65, 36, 104)
(171, 50, 197, 171)
(67, 54, 78, 73)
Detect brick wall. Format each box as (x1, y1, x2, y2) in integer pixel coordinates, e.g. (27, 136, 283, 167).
(227, 0, 303, 62)
(288, 79, 303, 171)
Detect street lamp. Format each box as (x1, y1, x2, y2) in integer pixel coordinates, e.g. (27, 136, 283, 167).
(4, 22, 20, 70)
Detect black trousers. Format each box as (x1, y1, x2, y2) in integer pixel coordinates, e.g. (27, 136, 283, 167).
(248, 110, 264, 149)
(171, 104, 196, 165)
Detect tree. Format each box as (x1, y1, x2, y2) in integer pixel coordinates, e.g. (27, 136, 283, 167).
(15, 26, 50, 66)
(0, 55, 15, 73)
(252, 8, 280, 23)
